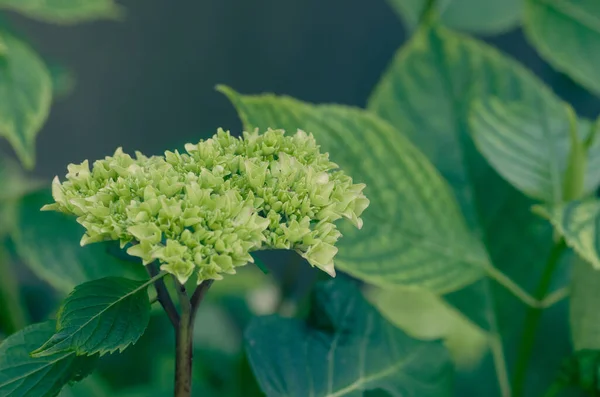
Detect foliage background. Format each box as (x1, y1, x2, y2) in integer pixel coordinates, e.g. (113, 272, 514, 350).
(10, 0, 598, 177)
(2, 1, 600, 396)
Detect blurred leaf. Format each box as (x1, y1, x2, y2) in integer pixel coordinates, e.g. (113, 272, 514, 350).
(11, 191, 146, 293)
(368, 25, 560, 395)
(0, 31, 52, 169)
(246, 280, 453, 397)
(194, 303, 241, 355)
(0, 321, 97, 397)
(59, 375, 111, 397)
(0, 0, 123, 24)
(48, 63, 75, 100)
(369, 286, 489, 369)
(32, 277, 152, 357)
(537, 199, 600, 269)
(469, 98, 600, 203)
(0, 154, 44, 202)
(220, 85, 490, 294)
(524, 0, 600, 95)
(387, 0, 523, 34)
(570, 257, 600, 351)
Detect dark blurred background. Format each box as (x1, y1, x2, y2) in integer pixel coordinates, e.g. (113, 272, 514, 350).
(5, 0, 600, 178)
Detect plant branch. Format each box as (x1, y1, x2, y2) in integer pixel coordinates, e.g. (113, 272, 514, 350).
(0, 244, 27, 335)
(487, 265, 547, 309)
(174, 278, 194, 397)
(512, 240, 567, 397)
(190, 280, 213, 317)
(146, 262, 179, 328)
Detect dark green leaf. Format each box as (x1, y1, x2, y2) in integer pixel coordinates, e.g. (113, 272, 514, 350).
(219, 85, 489, 294)
(0, 0, 123, 24)
(245, 280, 453, 397)
(0, 321, 97, 397)
(0, 31, 51, 169)
(11, 191, 146, 292)
(524, 0, 600, 95)
(32, 277, 153, 357)
(387, 0, 522, 34)
(58, 375, 111, 397)
(469, 98, 600, 203)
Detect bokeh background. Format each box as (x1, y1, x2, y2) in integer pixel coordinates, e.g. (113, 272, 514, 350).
(4, 0, 599, 179)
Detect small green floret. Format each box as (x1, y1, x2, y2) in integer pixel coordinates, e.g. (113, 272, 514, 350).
(44, 128, 369, 283)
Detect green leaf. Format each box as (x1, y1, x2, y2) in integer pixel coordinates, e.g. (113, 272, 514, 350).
(0, 0, 123, 24)
(219, 85, 490, 294)
(367, 25, 559, 394)
(570, 257, 600, 351)
(0, 154, 44, 202)
(387, 0, 523, 34)
(369, 285, 489, 369)
(0, 321, 97, 397)
(32, 277, 153, 357)
(0, 31, 52, 169)
(537, 199, 600, 269)
(59, 375, 111, 397)
(245, 280, 453, 397)
(469, 98, 600, 203)
(11, 191, 146, 293)
(524, 0, 600, 95)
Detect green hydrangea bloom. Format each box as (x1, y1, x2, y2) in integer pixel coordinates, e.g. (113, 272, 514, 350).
(44, 128, 369, 283)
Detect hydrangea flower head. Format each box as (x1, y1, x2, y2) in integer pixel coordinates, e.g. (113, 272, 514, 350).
(44, 128, 369, 283)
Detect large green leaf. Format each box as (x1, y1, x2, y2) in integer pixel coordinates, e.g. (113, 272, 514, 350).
(469, 98, 600, 203)
(245, 280, 453, 397)
(538, 199, 600, 269)
(368, 25, 560, 395)
(0, 0, 122, 24)
(0, 321, 97, 397)
(32, 277, 153, 357)
(0, 31, 52, 169)
(219, 85, 489, 294)
(524, 0, 600, 95)
(387, 0, 523, 34)
(570, 257, 600, 351)
(11, 191, 146, 293)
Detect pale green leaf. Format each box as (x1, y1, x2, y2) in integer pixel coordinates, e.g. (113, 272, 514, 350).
(219, 85, 490, 294)
(537, 199, 600, 269)
(570, 257, 600, 351)
(32, 277, 152, 357)
(0, 0, 123, 24)
(0, 153, 44, 202)
(11, 191, 146, 293)
(0, 321, 97, 397)
(369, 285, 489, 369)
(387, 0, 523, 34)
(524, 0, 600, 95)
(245, 280, 453, 397)
(0, 31, 52, 169)
(469, 98, 600, 203)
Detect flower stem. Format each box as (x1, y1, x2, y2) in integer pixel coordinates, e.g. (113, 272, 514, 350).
(0, 244, 27, 335)
(147, 262, 180, 328)
(173, 279, 213, 397)
(512, 240, 567, 397)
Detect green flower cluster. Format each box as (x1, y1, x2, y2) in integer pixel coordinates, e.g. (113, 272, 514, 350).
(44, 128, 369, 283)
